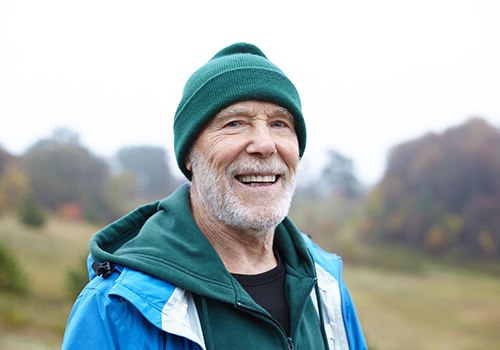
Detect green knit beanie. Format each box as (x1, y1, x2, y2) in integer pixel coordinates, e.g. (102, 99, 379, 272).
(173, 42, 306, 179)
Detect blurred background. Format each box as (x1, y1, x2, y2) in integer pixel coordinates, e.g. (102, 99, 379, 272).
(1, 1, 499, 349)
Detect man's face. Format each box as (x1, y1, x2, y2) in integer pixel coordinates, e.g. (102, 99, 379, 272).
(188, 100, 300, 233)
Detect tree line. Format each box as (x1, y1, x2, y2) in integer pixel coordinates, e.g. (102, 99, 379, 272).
(363, 118, 500, 259)
(0, 128, 183, 224)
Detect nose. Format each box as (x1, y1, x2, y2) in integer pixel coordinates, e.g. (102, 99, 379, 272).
(245, 123, 277, 158)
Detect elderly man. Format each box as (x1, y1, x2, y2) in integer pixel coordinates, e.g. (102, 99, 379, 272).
(63, 43, 367, 349)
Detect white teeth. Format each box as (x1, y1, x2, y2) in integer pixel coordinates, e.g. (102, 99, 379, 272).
(238, 175, 277, 183)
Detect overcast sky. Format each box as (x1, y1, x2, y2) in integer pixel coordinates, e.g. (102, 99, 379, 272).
(1, 0, 499, 185)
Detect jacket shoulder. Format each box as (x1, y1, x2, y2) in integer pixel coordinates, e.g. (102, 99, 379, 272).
(63, 262, 205, 350)
(301, 234, 368, 350)
(300, 233, 343, 281)
(63, 268, 161, 349)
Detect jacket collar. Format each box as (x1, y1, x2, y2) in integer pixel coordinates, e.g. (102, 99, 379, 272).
(90, 184, 316, 304)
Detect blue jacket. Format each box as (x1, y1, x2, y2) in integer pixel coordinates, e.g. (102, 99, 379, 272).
(63, 185, 366, 349)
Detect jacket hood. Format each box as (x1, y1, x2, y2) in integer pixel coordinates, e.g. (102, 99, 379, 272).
(90, 184, 315, 304)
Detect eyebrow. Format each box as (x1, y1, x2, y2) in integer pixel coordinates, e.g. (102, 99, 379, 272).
(215, 106, 293, 120)
(215, 107, 249, 120)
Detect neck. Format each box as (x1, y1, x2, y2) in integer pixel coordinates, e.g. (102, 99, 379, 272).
(190, 191, 277, 275)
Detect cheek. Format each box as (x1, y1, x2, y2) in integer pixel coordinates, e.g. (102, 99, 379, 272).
(203, 144, 238, 176)
(195, 134, 232, 166)
(207, 137, 244, 165)
(286, 155, 300, 174)
(278, 139, 300, 169)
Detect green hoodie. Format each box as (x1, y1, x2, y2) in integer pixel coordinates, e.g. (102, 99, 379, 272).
(90, 184, 329, 349)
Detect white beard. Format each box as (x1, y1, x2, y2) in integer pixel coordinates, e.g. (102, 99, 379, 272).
(189, 147, 296, 234)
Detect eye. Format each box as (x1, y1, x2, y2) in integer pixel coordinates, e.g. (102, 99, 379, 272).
(271, 120, 290, 128)
(224, 120, 243, 128)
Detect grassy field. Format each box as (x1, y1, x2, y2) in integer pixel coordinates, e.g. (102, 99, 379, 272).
(1, 214, 500, 349)
(0, 215, 97, 349)
(345, 263, 500, 349)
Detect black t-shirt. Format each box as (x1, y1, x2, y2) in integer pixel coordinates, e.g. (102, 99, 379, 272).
(232, 251, 290, 335)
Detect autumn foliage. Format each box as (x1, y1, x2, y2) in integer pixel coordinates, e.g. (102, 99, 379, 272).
(364, 118, 500, 259)
(0, 128, 182, 225)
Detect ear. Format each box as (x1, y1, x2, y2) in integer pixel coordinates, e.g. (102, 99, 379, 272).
(185, 157, 193, 172)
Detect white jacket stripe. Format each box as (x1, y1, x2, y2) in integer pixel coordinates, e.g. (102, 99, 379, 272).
(312, 263, 349, 350)
(162, 287, 206, 349)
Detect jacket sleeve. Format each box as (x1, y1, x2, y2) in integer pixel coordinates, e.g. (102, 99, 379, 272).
(62, 272, 204, 350)
(339, 278, 367, 350)
(62, 276, 137, 350)
(62, 275, 174, 349)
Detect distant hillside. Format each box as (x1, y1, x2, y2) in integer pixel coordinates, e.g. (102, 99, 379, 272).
(364, 118, 500, 259)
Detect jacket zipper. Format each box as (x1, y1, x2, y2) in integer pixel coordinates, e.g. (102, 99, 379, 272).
(235, 278, 319, 350)
(235, 301, 293, 349)
(235, 276, 318, 350)
(288, 277, 318, 338)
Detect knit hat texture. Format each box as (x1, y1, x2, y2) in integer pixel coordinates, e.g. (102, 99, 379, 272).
(173, 42, 306, 179)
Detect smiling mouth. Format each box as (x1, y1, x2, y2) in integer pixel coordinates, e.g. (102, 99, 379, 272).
(236, 174, 279, 185)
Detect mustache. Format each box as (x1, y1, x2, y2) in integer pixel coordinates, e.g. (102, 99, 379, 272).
(227, 157, 289, 177)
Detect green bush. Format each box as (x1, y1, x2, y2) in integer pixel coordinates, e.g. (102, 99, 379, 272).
(0, 242, 30, 295)
(18, 196, 46, 228)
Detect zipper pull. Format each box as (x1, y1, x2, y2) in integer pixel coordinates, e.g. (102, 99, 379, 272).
(287, 337, 294, 350)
